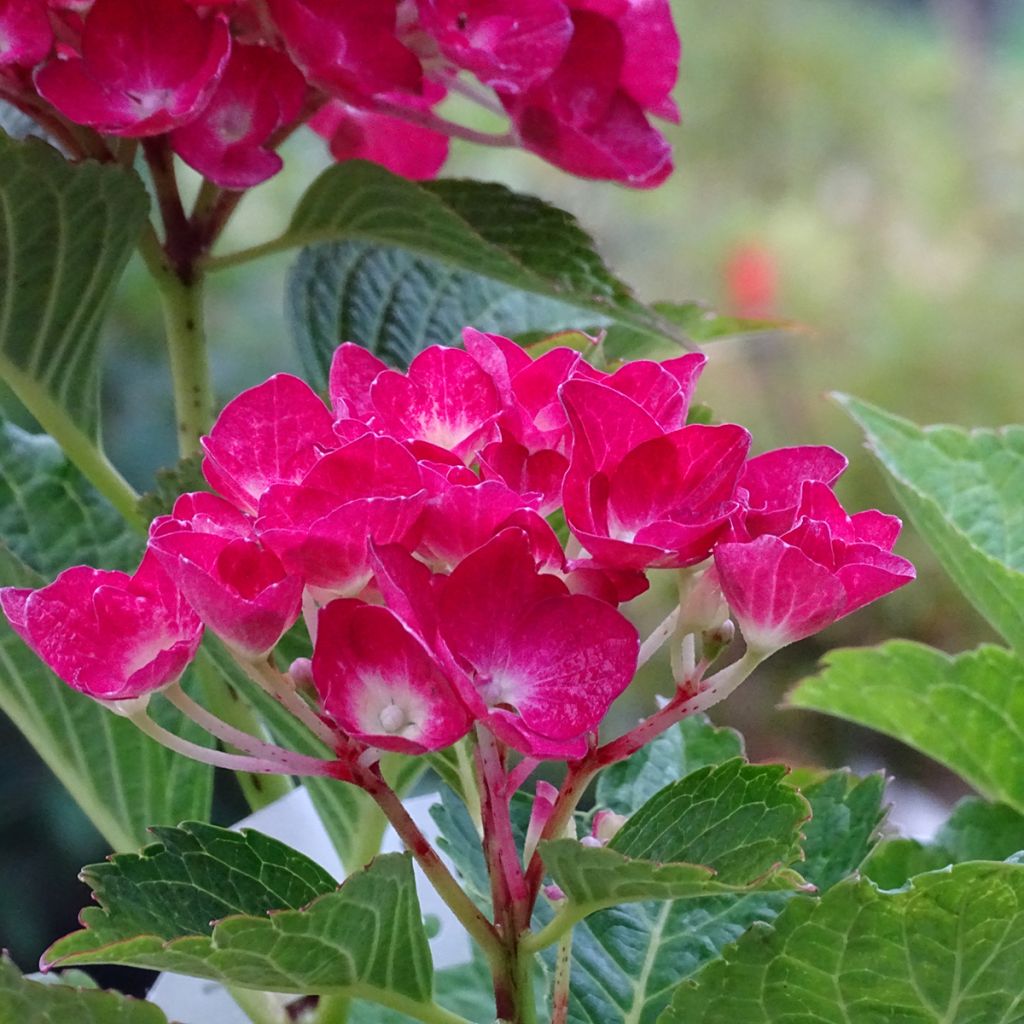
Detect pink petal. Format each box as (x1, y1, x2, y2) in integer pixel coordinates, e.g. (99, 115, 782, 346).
(171, 44, 307, 189)
(599, 354, 706, 430)
(311, 100, 450, 180)
(371, 346, 502, 461)
(714, 536, 847, 653)
(835, 545, 915, 615)
(500, 593, 637, 739)
(461, 328, 532, 400)
(202, 373, 337, 514)
(438, 528, 566, 677)
(0, 0, 52, 67)
(480, 440, 568, 515)
(485, 711, 589, 759)
(313, 600, 472, 753)
(559, 378, 661, 472)
(329, 342, 388, 419)
(417, 0, 573, 92)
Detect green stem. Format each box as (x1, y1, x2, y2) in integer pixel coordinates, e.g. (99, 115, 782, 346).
(203, 235, 292, 273)
(157, 262, 212, 456)
(0, 360, 142, 529)
(551, 927, 573, 1024)
(522, 905, 581, 954)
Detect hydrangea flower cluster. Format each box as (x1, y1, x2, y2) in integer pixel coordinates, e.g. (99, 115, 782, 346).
(1, 330, 914, 771)
(0, 0, 680, 187)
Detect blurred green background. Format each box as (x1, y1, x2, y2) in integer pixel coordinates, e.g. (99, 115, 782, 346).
(2, 0, 1020, 981)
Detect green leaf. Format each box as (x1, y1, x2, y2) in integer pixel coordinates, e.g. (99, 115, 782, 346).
(595, 714, 744, 816)
(610, 759, 808, 884)
(0, 956, 168, 1024)
(0, 422, 212, 851)
(838, 395, 1024, 652)
(788, 641, 1024, 813)
(796, 770, 886, 891)
(865, 796, 1024, 889)
(67, 821, 336, 940)
(539, 760, 809, 924)
(288, 240, 592, 380)
(558, 892, 792, 1024)
(0, 133, 149, 435)
(661, 861, 1024, 1023)
(263, 162, 695, 368)
(553, 767, 877, 1024)
(0, 420, 139, 575)
(603, 302, 791, 361)
(44, 847, 435, 1003)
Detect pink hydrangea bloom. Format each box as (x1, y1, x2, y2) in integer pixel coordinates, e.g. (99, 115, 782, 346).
(35, 0, 231, 136)
(560, 378, 750, 570)
(500, 0, 678, 185)
(416, 0, 573, 93)
(0, 551, 202, 701)
(312, 598, 472, 753)
(201, 373, 338, 515)
(371, 346, 503, 463)
(715, 481, 915, 653)
(0, 0, 52, 67)
(310, 97, 449, 180)
(436, 529, 639, 756)
(256, 433, 428, 596)
(267, 0, 422, 99)
(148, 492, 303, 657)
(171, 43, 306, 189)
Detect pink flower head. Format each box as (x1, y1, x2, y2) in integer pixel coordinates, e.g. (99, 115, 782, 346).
(732, 445, 849, 541)
(499, 0, 679, 186)
(0, 551, 202, 702)
(560, 378, 750, 570)
(35, 0, 231, 136)
(415, 471, 540, 571)
(369, 346, 502, 463)
(463, 329, 585, 511)
(436, 528, 639, 756)
(268, 0, 422, 100)
(256, 433, 428, 596)
(201, 373, 338, 515)
(148, 492, 303, 657)
(312, 598, 472, 753)
(714, 481, 914, 653)
(590, 353, 706, 431)
(310, 95, 449, 180)
(0, 1, 52, 67)
(416, 0, 573, 93)
(328, 342, 388, 421)
(171, 43, 306, 189)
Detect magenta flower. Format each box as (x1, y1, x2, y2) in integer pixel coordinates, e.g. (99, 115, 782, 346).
(312, 599, 472, 754)
(0, 551, 202, 701)
(560, 378, 750, 570)
(148, 492, 303, 657)
(714, 481, 915, 653)
(416, 0, 573, 93)
(499, 0, 679, 186)
(35, 0, 231, 136)
(267, 0, 422, 100)
(590, 352, 707, 431)
(171, 43, 306, 189)
(368, 346, 503, 463)
(436, 529, 639, 757)
(732, 445, 849, 540)
(0, 0, 52, 67)
(256, 433, 428, 596)
(311, 97, 450, 180)
(201, 373, 338, 515)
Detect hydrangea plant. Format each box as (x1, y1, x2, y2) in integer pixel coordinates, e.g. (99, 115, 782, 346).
(1, 3, 1024, 1024)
